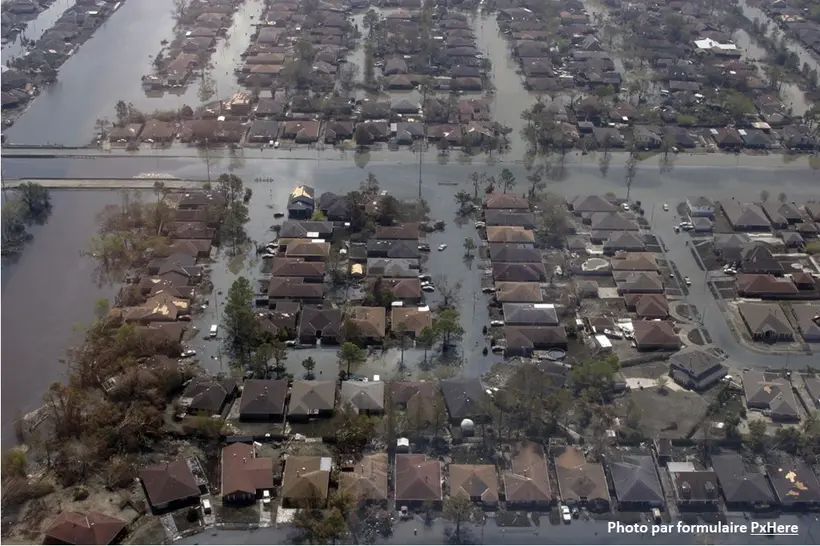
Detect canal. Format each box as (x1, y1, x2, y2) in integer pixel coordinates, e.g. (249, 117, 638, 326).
(4, 0, 266, 146)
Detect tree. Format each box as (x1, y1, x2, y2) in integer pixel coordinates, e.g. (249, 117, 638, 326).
(114, 100, 128, 126)
(338, 342, 366, 379)
(354, 124, 373, 148)
(220, 201, 250, 253)
(252, 343, 274, 379)
(468, 172, 485, 199)
(463, 237, 476, 258)
(418, 326, 437, 364)
(625, 155, 638, 202)
(361, 172, 380, 196)
(533, 192, 571, 247)
(443, 494, 473, 542)
(171, 0, 190, 26)
(198, 71, 216, 104)
(454, 190, 473, 211)
(15, 182, 52, 218)
(722, 90, 755, 124)
(747, 419, 767, 453)
(363, 9, 379, 36)
(216, 173, 244, 204)
(759, 190, 770, 203)
(339, 63, 359, 93)
(499, 168, 516, 194)
(222, 277, 259, 368)
(435, 309, 464, 351)
(778, 192, 787, 203)
(302, 357, 317, 379)
(2, 449, 28, 478)
(335, 405, 377, 459)
(656, 375, 669, 393)
(270, 341, 288, 379)
(526, 164, 545, 198)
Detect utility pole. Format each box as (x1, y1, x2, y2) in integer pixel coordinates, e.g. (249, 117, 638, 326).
(205, 138, 211, 183)
(417, 142, 423, 201)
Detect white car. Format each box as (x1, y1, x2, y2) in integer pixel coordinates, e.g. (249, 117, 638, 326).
(482, 287, 496, 293)
(437, 244, 447, 251)
(684, 276, 691, 286)
(418, 274, 432, 282)
(180, 349, 197, 358)
(262, 490, 271, 507)
(418, 244, 431, 252)
(560, 504, 572, 523)
(421, 284, 435, 292)
(663, 203, 669, 211)
(273, 141, 280, 149)
(490, 320, 504, 327)
(622, 202, 631, 211)
(474, 221, 486, 228)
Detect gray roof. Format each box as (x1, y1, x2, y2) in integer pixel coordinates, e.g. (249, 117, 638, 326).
(484, 210, 536, 227)
(711, 453, 774, 505)
(341, 381, 385, 412)
(604, 231, 646, 250)
(766, 461, 820, 503)
(669, 348, 724, 380)
(571, 195, 617, 214)
(489, 244, 541, 263)
(721, 202, 771, 229)
(366, 258, 418, 278)
(737, 303, 794, 337)
(792, 303, 820, 341)
(440, 378, 489, 421)
(610, 455, 664, 504)
(742, 371, 799, 418)
(590, 212, 640, 231)
(502, 303, 559, 325)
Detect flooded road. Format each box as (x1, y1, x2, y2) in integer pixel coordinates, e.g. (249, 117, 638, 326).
(1, 0, 77, 60)
(0, 190, 122, 446)
(4, 0, 265, 146)
(738, 0, 820, 74)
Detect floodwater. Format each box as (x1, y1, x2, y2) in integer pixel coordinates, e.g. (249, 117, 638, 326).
(738, 0, 820, 74)
(4, 0, 266, 146)
(1, 0, 76, 60)
(0, 190, 123, 446)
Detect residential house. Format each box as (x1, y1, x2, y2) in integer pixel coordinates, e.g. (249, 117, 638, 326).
(395, 454, 443, 508)
(440, 378, 490, 424)
(735, 274, 797, 298)
(669, 348, 727, 391)
(737, 303, 795, 343)
(374, 223, 419, 240)
(270, 258, 326, 281)
(502, 303, 558, 325)
(484, 194, 530, 210)
(504, 326, 568, 355)
(318, 192, 351, 221)
(346, 307, 387, 343)
(281, 456, 332, 507)
(366, 239, 420, 259)
(181, 377, 239, 415)
(711, 452, 775, 510)
(325, 121, 355, 143)
(486, 226, 535, 244)
(610, 252, 660, 272)
(43, 512, 126, 546)
(495, 282, 544, 303)
(633, 321, 681, 351)
(340, 381, 385, 415)
(604, 231, 646, 254)
(373, 278, 422, 302)
(742, 371, 800, 421)
(139, 459, 203, 512)
(667, 463, 719, 509)
(268, 277, 324, 304)
(721, 202, 771, 232)
(450, 465, 500, 508)
(391, 306, 433, 337)
(615, 271, 665, 294)
(609, 455, 664, 510)
(340, 453, 389, 505)
(792, 303, 820, 342)
(687, 196, 716, 217)
(624, 293, 670, 319)
(589, 212, 640, 232)
(740, 245, 783, 275)
(284, 240, 331, 261)
(553, 445, 610, 512)
(287, 185, 315, 219)
(714, 233, 751, 263)
(389, 381, 441, 435)
(366, 258, 418, 278)
(239, 380, 289, 421)
(804, 375, 820, 408)
(221, 442, 274, 504)
(492, 262, 547, 283)
(298, 307, 343, 344)
(489, 244, 540, 263)
(766, 462, 820, 508)
(762, 202, 805, 227)
(288, 381, 336, 421)
(484, 211, 536, 228)
(569, 195, 617, 215)
(503, 441, 552, 510)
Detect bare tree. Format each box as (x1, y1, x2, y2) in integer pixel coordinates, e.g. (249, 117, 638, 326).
(433, 276, 462, 309)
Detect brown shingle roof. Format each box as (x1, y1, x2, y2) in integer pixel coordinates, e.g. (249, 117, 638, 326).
(624, 293, 670, 318)
(288, 380, 336, 417)
(484, 194, 530, 210)
(268, 277, 325, 300)
(486, 226, 536, 243)
(503, 441, 551, 503)
(221, 443, 274, 497)
(450, 464, 499, 503)
(395, 454, 443, 503)
(376, 278, 422, 299)
(239, 380, 289, 418)
(139, 459, 200, 508)
(391, 306, 433, 336)
(495, 282, 543, 303)
(270, 258, 326, 278)
(339, 453, 389, 502)
(347, 306, 387, 339)
(610, 252, 659, 271)
(374, 223, 420, 240)
(633, 321, 680, 349)
(553, 446, 610, 504)
(282, 455, 332, 501)
(44, 511, 126, 545)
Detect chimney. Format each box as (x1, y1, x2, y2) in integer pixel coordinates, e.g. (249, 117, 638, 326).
(705, 481, 716, 498)
(680, 481, 691, 499)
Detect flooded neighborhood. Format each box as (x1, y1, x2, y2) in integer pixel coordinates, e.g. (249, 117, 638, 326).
(2, 1, 820, 545)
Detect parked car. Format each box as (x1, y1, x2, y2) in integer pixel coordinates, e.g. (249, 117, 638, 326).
(180, 349, 197, 358)
(482, 287, 496, 293)
(421, 284, 435, 292)
(560, 504, 572, 523)
(662, 203, 669, 211)
(437, 243, 448, 251)
(621, 202, 631, 211)
(490, 320, 504, 327)
(684, 276, 691, 286)
(202, 499, 212, 515)
(418, 244, 431, 252)
(262, 490, 271, 507)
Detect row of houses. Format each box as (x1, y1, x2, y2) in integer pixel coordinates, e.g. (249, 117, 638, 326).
(686, 196, 820, 234)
